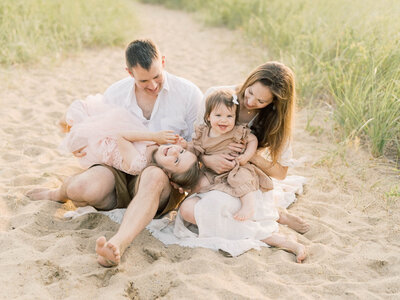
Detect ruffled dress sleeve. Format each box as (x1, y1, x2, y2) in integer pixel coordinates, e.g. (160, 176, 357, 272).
(232, 125, 251, 145)
(192, 124, 207, 156)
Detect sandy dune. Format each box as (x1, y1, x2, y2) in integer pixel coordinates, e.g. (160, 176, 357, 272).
(1, 2, 399, 299)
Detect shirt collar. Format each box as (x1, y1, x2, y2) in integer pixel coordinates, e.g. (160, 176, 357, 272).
(161, 71, 169, 92)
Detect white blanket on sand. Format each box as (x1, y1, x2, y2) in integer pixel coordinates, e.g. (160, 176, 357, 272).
(64, 175, 306, 257)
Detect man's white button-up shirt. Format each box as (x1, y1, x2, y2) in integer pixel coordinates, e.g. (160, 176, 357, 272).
(103, 71, 203, 141)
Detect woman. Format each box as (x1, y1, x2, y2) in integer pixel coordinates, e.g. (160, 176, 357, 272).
(173, 62, 309, 262)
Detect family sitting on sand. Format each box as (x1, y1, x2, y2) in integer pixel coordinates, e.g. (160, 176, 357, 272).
(27, 39, 310, 267)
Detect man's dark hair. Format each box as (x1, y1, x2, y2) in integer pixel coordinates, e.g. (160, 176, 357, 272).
(125, 39, 160, 70)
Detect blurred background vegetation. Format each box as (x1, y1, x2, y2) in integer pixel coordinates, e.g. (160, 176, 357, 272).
(0, 0, 136, 65)
(1, 0, 398, 160)
(141, 0, 400, 161)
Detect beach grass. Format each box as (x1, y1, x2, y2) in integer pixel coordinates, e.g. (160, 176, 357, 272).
(141, 0, 400, 159)
(0, 0, 137, 65)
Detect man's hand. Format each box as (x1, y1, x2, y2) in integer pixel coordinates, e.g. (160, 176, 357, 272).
(153, 130, 179, 144)
(72, 146, 87, 158)
(202, 153, 236, 174)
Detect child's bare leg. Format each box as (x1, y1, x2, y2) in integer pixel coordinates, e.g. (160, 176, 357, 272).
(277, 207, 310, 234)
(234, 191, 256, 221)
(262, 233, 306, 263)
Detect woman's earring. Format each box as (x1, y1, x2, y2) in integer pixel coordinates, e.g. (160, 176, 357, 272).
(272, 104, 276, 111)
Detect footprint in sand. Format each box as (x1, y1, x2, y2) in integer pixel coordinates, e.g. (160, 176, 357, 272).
(143, 246, 165, 262)
(36, 259, 68, 285)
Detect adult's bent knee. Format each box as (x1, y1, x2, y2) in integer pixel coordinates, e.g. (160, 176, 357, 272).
(66, 175, 114, 203)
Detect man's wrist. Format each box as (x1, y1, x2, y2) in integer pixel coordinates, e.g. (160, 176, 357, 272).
(150, 132, 157, 142)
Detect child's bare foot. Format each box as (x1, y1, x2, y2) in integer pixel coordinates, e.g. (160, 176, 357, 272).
(278, 208, 310, 234)
(95, 236, 120, 267)
(26, 188, 64, 202)
(233, 205, 254, 221)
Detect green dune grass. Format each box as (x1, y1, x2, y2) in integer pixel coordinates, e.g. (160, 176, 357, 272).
(0, 0, 137, 65)
(141, 0, 400, 159)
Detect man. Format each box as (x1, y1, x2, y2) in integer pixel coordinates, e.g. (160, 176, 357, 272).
(27, 39, 203, 266)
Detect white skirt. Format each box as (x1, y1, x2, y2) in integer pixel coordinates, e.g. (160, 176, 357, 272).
(147, 175, 306, 257)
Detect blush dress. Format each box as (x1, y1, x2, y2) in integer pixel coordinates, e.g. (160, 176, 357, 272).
(192, 124, 273, 197)
(59, 94, 151, 175)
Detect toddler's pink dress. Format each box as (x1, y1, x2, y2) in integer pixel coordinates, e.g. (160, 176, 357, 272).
(59, 94, 151, 175)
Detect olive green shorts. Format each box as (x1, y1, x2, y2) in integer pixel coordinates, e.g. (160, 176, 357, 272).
(92, 164, 185, 217)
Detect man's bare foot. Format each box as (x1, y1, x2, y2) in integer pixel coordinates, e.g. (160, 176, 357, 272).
(26, 188, 65, 202)
(233, 204, 254, 221)
(278, 208, 310, 234)
(95, 236, 120, 267)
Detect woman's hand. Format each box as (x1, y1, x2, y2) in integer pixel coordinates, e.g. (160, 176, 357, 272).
(227, 142, 246, 154)
(152, 130, 179, 144)
(202, 153, 236, 174)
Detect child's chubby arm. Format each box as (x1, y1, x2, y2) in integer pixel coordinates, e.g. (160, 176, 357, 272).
(116, 130, 178, 171)
(116, 135, 139, 171)
(120, 130, 179, 144)
(174, 136, 197, 154)
(237, 133, 258, 166)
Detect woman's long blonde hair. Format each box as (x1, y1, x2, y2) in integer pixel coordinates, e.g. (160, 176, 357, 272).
(237, 62, 296, 164)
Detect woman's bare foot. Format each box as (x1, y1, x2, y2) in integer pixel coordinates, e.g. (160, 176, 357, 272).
(283, 235, 307, 263)
(233, 204, 254, 221)
(95, 236, 121, 267)
(278, 208, 310, 234)
(263, 233, 307, 263)
(26, 188, 66, 202)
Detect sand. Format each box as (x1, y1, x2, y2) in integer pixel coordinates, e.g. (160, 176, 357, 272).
(1, 2, 399, 299)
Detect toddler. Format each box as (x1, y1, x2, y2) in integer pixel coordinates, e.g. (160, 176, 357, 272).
(188, 89, 273, 221)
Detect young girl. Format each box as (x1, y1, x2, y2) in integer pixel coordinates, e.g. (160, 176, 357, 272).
(186, 89, 273, 221)
(60, 94, 200, 189)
